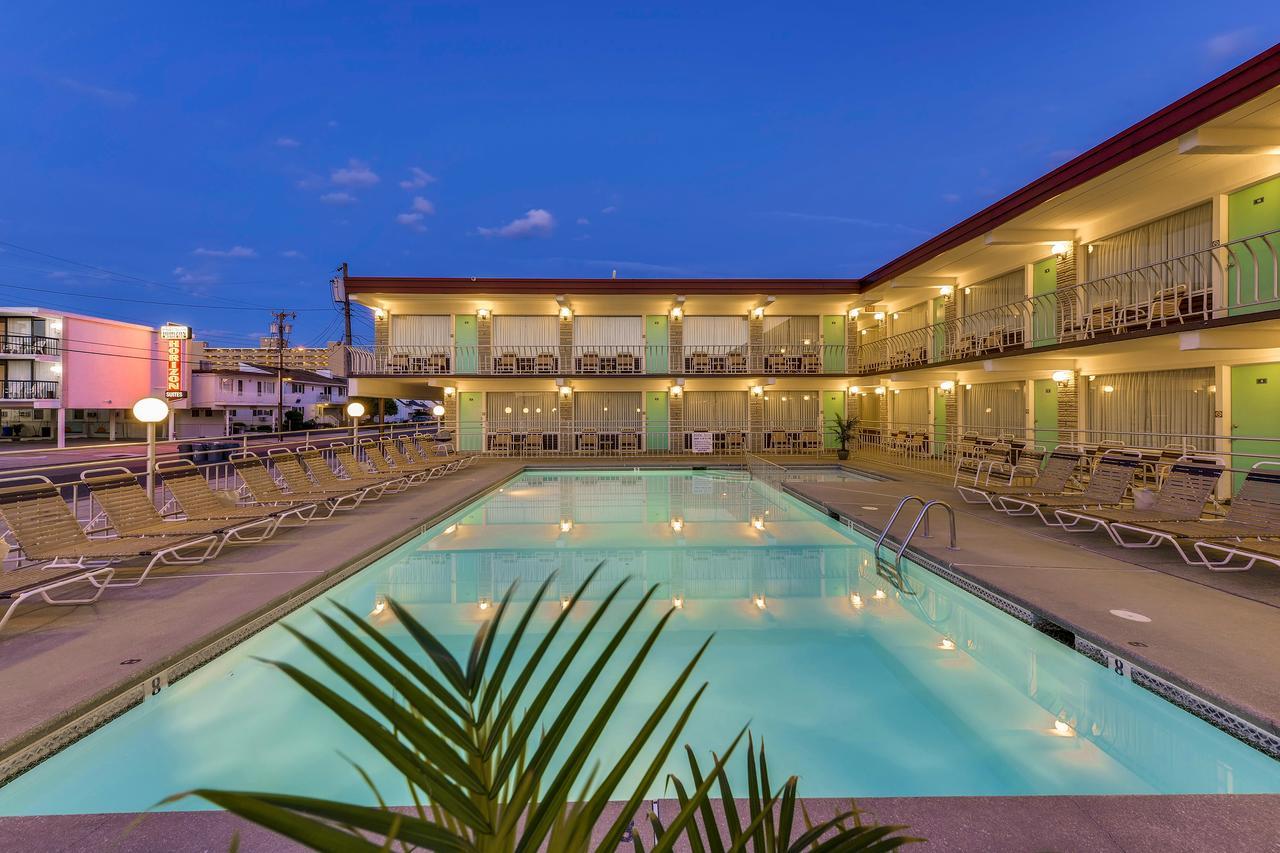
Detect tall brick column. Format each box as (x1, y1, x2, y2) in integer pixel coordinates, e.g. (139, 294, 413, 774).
(1056, 246, 1079, 341)
(558, 389, 573, 453)
(668, 314, 683, 373)
(748, 312, 764, 372)
(749, 390, 764, 452)
(669, 389, 684, 452)
(559, 313, 573, 372)
(1057, 371, 1079, 444)
(477, 313, 492, 372)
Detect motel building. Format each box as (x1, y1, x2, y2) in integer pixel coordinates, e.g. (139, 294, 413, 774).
(339, 52, 1280, 482)
(188, 363, 348, 434)
(0, 309, 203, 446)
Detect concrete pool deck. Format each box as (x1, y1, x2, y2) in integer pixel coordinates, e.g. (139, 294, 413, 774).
(1, 454, 1279, 852)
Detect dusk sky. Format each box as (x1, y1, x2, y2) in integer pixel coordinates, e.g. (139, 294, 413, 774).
(2, 3, 1276, 347)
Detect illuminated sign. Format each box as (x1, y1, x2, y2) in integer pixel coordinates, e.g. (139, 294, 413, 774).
(164, 326, 186, 400)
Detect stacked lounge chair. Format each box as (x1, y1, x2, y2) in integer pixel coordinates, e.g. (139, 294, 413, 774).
(956, 449, 1083, 507)
(231, 453, 362, 517)
(1053, 458, 1223, 537)
(297, 447, 406, 496)
(995, 453, 1143, 526)
(155, 459, 318, 528)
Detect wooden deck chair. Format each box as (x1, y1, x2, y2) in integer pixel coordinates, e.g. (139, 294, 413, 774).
(996, 453, 1143, 526)
(956, 449, 1083, 507)
(156, 460, 317, 527)
(231, 453, 361, 517)
(0, 476, 220, 589)
(1054, 458, 1224, 535)
(1110, 463, 1280, 565)
(297, 447, 403, 498)
(82, 468, 278, 557)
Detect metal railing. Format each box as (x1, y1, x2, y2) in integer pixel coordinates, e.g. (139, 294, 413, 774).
(0, 334, 61, 356)
(345, 343, 851, 376)
(1, 380, 59, 400)
(462, 420, 835, 457)
(858, 227, 1280, 373)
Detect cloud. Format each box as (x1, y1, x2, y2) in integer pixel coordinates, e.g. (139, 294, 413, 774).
(1047, 148, 1080, 164)
(56, 76, 137, 106)
(172, 266, 218, 285)
(410, 196, 436, 214)
(399, 167, 436, 189)
(576, 217, 590, 225)
(601, 205, 618, 214)
(396, 212, 427, 232)
(193, 245, 257, 258)
(330, 158, 379, 187)
(280, 249, 305, 259)
(274, 137, 301, 148)
(769, 211, 930, 235)
(477, 208, 556, 239)
(941, 193, 961, 204)
(320, 191, 357, 205)
(1205, 28, 1256, 59)
(574, 258, 691, 275)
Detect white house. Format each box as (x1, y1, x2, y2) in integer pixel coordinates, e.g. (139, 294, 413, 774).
(182, 363, 347, 436)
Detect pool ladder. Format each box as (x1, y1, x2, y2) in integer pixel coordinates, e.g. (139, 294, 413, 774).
(872, 496, 959, 575)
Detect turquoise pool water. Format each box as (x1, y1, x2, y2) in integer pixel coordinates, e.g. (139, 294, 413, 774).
(3, 470, 1277, 815)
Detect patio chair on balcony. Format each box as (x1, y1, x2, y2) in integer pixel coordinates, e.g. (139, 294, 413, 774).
(615, 351, 638, 373)
(1085, 301, 1120, 337)
(495, 352, 518, 374)
(726, 351, 748, 372)
(954, 334, 977, 359)
(799, 429, 822, 453)
(579, 351, 601, 374)
(425, 352, 450, 374)
(81, 468, 278, 558)
(1145, 284, 1189, 328)
(535, 352, 558, 373)
(724, 430, 745, 453)
(522, 430, 544, 456)
(491, 431, 513, 456)
(981, 326, 1007, 353)
(764, 353, 787, 373)
(618, 430, 640, 455)
(578, 430, 599, 455)
(0, 475, 221, 591)
(801, 352, 821, 373)
(690, 352, 712, 373)
(769, 430, 793, 453)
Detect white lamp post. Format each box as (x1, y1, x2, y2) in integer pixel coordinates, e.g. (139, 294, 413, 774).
(132, 397, 170, 502)
(346, 401, 366, 443)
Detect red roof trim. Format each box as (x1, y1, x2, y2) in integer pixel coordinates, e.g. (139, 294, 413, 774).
(344, 276, 863, 295)
(862, 43, 1280, 284)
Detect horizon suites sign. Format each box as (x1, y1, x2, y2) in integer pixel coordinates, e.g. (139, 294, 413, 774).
(161, 324, 192, 400)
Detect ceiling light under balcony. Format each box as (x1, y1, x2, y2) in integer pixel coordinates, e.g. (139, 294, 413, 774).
(1051, 370, 1072, 383)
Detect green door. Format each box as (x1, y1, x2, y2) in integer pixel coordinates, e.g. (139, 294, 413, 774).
(454, 315, 478, 373)
(1031, 256, 1057, 346)
(1033, 379, 1059, 449)
(645, 390, 669, 450)
(645, 315, 668, 374)
(1228, 176, 1280, 315)
(458, 391, 483, 452)
(1230, 362, 1280, 490)
(932, 296, 946, 362)
(822, 391, 843, 449)
(822, 315, 845, 373)
(932, 389, 947, 456)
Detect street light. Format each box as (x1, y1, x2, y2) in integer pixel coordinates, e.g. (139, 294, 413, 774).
(346, 401, 366, 442)
(133, 397, 170, 502)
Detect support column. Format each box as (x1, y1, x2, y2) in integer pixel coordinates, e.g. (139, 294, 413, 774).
(1056, 245, 1080, 341)
(668, 388, 684, 453)
(748, 312, 763, 372)
(750, 389, 764, 452)
(108, 409, 118, 441)
(1211, 194, 1229, 319)
(668, 314, 683, 373)
(1057, 372, 1080, 446)
(477, 314, 492, 372)
(558, 389, 573, 453)
(1214, 364, 1232, 501)
(168, 410, 176, 441)
(557, 313, 572, 372)
(57, 407, 67, 448)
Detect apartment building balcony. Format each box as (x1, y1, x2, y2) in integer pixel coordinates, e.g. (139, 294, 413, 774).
(857, 226, 1280, 375)
(345, 343, 850, 377)
(1, 380, 59, 401)
(0, 335, 61, 357)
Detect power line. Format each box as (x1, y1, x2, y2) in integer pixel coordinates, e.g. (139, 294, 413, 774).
(0, 280, 332, 312)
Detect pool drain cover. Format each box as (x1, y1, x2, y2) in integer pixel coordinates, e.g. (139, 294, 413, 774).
(1109, 609, 1151, 623)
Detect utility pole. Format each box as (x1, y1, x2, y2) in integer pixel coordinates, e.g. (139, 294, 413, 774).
(270, 310, 295, 434)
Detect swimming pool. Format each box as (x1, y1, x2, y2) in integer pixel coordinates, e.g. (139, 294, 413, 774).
(2, 470, 1277, 815)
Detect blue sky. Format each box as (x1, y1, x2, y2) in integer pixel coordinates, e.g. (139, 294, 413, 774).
(1, 3, 1275, 346)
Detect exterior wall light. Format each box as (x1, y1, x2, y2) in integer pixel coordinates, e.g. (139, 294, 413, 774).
(373, 307, 387, 320)
(559, 306, 572, 319)
(873, 311, 885, 321)
(939, 380, 956, 392)
(1051, 370, 1072, 385)
(1051, 241, 1071, 256)
(443, 386, 456, 397)
(848, 385, 860, 394)
(669, 385, 683, 397)
(670, 306, 683, 319)
(874, 387, 886, 395)
(848, 308, 860, 318)
(476, 308, 491, 319)
(559, 385, 573, 397)
(750, 385, 763, 397)
(939, 286, 954, 296)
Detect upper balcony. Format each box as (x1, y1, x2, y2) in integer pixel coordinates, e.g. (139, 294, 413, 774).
(854, 226, 1280, 374)
(1, 380, 59, 401)
(346, 343, 854, 377)
(0, 334, 60, 357)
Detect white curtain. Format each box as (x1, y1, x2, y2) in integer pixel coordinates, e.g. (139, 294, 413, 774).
(684, 316, 747, 347)
(1088, 204, 1212, 289)
(962, 381, 1025, 436)
(389, 315, 450, 348)
(762, 390, 820, 430)
(858, 394, 882, 429)
(1086, 368, 1214, 449)
(684, 391, 748, 430)
(485, 391, 559, 431)
(889, 302, 929, 361)
(575, 391, 643, 430)
(493, 316, 558, 349)
(763, 316, 819, 346)
(894, 388, 929, 430)
(574, 316, 644, 349)
(962, 269, 1024, 316)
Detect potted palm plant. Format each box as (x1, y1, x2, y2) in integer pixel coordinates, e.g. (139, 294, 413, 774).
(827, 411, 859, 460)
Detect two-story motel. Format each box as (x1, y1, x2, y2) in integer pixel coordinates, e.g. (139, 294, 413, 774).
(340, 45, 1280, 476)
